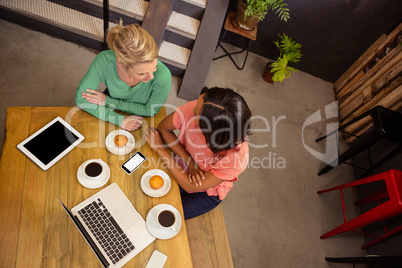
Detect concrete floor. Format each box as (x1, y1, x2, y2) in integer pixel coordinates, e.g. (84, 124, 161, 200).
(0, 19, 368, 267)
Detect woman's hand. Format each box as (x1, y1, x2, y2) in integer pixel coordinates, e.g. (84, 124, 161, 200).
(144, 127, 165, 153)
(187, 159, 205, 187)
(81, 89, 107, 106)
(120, 115, 143, 131)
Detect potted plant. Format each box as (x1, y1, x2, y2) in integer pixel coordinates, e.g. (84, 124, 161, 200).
(262, 33, 302, 83)
(234, 0, 290, 31)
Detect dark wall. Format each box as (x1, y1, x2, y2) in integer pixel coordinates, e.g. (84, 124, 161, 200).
(223, 0, 402, 83)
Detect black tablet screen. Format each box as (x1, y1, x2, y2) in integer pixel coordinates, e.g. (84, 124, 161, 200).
(23, 121, 79, 165)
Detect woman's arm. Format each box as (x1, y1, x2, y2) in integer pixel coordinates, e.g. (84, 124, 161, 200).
(104, 87, 169, 117)
(157, 113, 206, 185)
(157, 113, 192, 164)
(75, 53, 126, 127)
(145, 127, 222, 192)
(76, 52, 145, 130)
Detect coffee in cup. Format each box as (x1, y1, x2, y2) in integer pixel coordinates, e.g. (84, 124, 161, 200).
(157, 210, 176, 229)
(84, 162, 103, 178)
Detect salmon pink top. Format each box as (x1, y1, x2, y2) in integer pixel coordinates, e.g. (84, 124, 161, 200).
(172, 101, 249, 200)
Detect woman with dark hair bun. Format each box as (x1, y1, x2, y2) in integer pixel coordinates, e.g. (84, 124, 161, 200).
(145, 87, 251, 219)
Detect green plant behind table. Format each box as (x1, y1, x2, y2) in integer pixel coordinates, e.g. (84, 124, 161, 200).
(270, 34, 302, 82)
(244, 0, 290, 22)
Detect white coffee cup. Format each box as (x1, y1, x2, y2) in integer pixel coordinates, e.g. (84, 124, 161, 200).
(83, 160, 104, 180)
(157, 209, 176, 232)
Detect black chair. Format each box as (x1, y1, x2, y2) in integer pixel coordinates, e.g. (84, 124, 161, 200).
(316, 106, 402, 177)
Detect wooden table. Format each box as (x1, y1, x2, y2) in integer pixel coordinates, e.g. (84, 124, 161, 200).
(0, 106, 193, 268)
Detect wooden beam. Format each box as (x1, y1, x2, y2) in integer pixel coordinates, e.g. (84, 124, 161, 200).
(341, 77, 402, 125)
(142, 0, 175, 46)
(337, 45, 402, 104)
(335, 70, 365, 100)
(178, 0, 230, 100)
(334, 22, 402, 93)
(343, 85, 402, 144)
(338, 51, 402, 110)
(334, 34, 386, 93)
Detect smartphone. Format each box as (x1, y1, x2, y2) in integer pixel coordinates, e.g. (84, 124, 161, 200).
(121, 151, 147, 175)
(145, 250, 167, 268)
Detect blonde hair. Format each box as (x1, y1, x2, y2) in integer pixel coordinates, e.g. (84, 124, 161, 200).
(106, 20, 158, 67)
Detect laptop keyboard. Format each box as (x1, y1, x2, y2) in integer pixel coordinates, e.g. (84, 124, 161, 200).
(78, 198, 135, 265)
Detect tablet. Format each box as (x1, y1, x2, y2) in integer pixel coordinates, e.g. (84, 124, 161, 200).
(17, 117, 85, 170)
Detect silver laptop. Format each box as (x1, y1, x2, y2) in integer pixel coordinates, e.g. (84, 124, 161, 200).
(58, 183, 155, 268)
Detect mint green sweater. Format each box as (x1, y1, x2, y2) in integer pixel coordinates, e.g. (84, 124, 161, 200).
(75, 50, 171, 127)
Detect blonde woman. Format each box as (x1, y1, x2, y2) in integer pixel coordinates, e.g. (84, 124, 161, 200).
(75, 21, 171, 131)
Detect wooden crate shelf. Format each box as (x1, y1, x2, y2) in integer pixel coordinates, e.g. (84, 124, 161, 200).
(334, 23, 402, 144)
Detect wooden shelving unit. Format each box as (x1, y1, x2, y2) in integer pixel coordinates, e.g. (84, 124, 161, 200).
(334, 23, 402, 144)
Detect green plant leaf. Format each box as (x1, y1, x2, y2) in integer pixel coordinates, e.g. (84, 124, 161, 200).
(270, 54, 299, 82)
(274, 34, 302, 63)
(286, 51, 302, 63)
(244, 0, 290, 22)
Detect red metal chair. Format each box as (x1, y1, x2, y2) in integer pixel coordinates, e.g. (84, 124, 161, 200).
(317, 169, 402, 249)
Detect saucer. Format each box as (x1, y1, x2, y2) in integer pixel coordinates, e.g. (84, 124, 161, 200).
(77, 159, 110, 189)
(141, 169, 171, 198)
(105, 130, 135, 155)
(146, 204, 182, 240)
